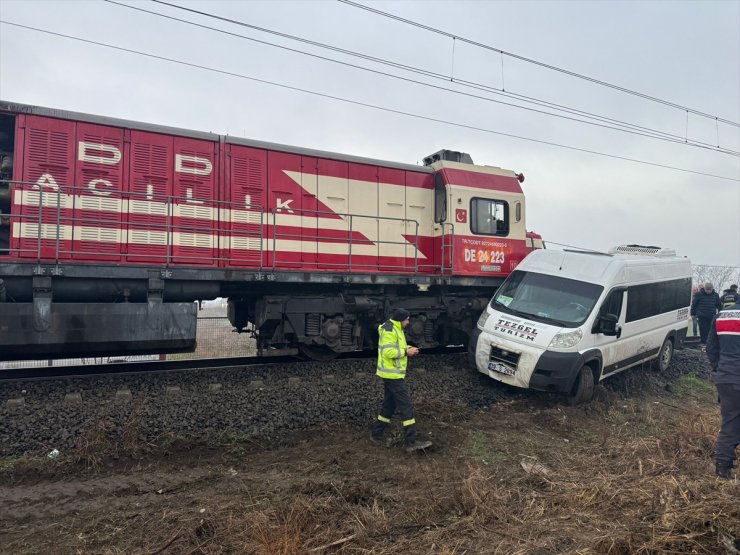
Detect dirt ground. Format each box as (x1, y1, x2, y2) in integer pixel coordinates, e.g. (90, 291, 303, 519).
(1, 372, 738, 554)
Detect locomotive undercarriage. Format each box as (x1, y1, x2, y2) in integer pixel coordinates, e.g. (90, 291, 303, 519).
(0, 265, 501, 361)
(227, 285, 491, 359)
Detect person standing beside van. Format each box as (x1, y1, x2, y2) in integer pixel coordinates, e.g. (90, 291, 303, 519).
(720, 284, 740, 308)
(706, 300, 740, 479)
(691, 282, 722, 344)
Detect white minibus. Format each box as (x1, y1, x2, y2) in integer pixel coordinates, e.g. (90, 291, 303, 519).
(474, 245, 692, 402)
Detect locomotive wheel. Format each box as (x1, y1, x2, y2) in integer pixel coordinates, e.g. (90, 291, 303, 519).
(299, 344, 341, 361)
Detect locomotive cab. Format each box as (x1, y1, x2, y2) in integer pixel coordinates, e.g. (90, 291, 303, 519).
(424, 149, 533, 278)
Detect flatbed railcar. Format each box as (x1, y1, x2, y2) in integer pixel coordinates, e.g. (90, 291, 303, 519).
(0, 101, 542, 361)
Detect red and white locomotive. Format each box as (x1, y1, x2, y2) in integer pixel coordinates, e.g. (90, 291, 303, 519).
(0, 101, 542, 360)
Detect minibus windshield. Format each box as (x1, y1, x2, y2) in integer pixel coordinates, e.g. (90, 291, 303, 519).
(491, 270, 604, 327)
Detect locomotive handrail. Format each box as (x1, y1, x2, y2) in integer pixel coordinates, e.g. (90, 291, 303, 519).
(448, 223, 455, 273)
(54, 184, 62, 266)
(268, 206, 423, 273)
(441, 222, 455, 274)
(4, 179, 265, 264)
(37, 185, 43, 262)
(165, 190, 172, 267)
(4, 180, 265, 266)
(3, 179, 451, 275)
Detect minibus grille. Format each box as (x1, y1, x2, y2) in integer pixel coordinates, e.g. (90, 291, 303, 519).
(489, 346, 520, 367)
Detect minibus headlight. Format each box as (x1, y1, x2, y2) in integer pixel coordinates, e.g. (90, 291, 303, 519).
(477, 310, 490, 330)
(549, 328, 583, 349)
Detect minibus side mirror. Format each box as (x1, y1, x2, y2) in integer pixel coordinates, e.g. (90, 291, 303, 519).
(597, 313, 620, 337)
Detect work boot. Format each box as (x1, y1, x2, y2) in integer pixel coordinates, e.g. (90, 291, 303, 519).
(405, 440, 433, 453)
(715, 463, 733, 479)
(370, 434, 385, 446)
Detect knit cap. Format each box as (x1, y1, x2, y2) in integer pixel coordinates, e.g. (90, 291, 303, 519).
(391, 308, 410, 321)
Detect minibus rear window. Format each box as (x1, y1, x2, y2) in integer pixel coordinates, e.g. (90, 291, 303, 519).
(492, 270, 604, 327)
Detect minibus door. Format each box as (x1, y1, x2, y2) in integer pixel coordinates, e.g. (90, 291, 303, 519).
(592, 288, 626, 376)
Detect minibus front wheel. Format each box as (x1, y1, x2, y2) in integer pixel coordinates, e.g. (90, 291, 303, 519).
(568, 364, 595, 405)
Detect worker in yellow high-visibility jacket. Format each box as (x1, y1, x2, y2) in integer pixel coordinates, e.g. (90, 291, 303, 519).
(371, 308, 433, 453)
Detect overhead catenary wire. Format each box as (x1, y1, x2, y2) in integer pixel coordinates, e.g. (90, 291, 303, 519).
(137, 0, 739, 156)
(1, 20, 737, 183)
(146, 0, 737, 154)
(338, 0, 740, 128)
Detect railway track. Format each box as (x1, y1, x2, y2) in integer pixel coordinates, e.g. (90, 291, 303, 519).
(0, 348, 479, 458)
(0, 346, 710, 459)
(0, 346, 466, 382)
(0, 339, 701, 382)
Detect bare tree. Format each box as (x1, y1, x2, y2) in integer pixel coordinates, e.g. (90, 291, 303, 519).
(692, 265, 740, 293)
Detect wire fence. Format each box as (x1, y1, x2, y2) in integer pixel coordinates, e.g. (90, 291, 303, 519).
(169, 316, 256, 360)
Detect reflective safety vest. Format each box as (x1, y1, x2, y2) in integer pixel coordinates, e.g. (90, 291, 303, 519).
(376, 319, 408, 379)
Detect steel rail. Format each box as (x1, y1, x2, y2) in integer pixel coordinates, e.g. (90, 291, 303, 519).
(0, 346, 466, 382)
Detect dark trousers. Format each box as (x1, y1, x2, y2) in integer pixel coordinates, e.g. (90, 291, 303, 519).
(698, 316, 713, 344)
(715, 383, 740, 467)
(372, 378, 416, 445)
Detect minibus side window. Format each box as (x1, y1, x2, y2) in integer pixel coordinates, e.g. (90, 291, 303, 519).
(626, 278, 692, 322)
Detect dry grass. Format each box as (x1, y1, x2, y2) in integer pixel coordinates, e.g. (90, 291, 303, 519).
(3, 374, 738, 554)
(401, 399, 739, 555)
(203, 396, 735, 555)
(70, 418, 108, 471)
(54, 407, 148, 471)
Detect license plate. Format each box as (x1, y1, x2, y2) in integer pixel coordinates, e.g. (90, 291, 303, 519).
(488, 362, 515, 376)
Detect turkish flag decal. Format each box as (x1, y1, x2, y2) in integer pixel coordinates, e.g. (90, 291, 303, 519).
(455, 209, 467, 223)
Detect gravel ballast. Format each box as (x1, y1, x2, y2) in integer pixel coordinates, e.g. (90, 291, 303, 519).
(0, 349, 713, 457)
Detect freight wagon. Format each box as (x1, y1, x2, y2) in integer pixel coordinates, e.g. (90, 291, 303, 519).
(0, 101, 542, 361)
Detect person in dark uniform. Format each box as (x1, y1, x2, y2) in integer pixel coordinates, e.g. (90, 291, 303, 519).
(706, 301, 740, 479)
(720, 284, 740, 308)
(371, 308, 433, 453)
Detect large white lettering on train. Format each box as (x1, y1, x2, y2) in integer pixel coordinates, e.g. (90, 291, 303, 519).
(275, 198, 294, 213)
(175, 154, 212, 176)
(88, 178, 115, 196)
(33, 142, 214, 203)
(34, 173, 60, 190)
(78, 142, 213, 176)
(78, 142, 122, 165)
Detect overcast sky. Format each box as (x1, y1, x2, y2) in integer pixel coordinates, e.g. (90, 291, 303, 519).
(1, 0, 738, 267)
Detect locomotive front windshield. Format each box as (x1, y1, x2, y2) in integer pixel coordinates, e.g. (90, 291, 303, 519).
(491, 270, 603, 328)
